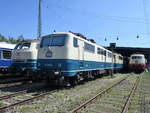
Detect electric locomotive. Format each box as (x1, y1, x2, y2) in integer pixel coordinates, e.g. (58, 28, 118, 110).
(10, 40, 39, 78)
(37, 32, 123, 85)
(0, 42, 16, 73)
(114, 53, 123, 72)
(129, 54, 146, 72)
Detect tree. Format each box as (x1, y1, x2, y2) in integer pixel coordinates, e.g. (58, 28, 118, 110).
(0, 34, 8, 42)
(0, 33, 24, 44)
(8, 35, 24, 44)
(17, 35, 24, 43)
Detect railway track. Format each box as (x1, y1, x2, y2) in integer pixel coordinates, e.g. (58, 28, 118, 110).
(0, 81, 23, 90)
(0, 90, 27, 101)
(0, 86, 58, 112)
(0, 90, 57, 112)
(0, 74, 21, 80)
(71, 74, 140, 113)
(128, 72, 150, 113)
(0, 77, 29, 84)
(0, 76, 31, 90)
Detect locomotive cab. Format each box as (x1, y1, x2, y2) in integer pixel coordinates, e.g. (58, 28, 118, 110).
(129, 54, 146, 72)
(37, 33, 69, 80)
(11, 40, 39, 77)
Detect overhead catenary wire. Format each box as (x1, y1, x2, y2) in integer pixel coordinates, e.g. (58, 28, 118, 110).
(42, 0, 150, 47)
(142, 0, 150, 37)
(43, 1, 149, 24)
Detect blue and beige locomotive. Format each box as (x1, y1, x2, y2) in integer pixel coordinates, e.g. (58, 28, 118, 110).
(11, 40, 39, 78)
(114, 53, 123, 72)
(0, 42, 16, 73)
(37, 32, 123, 85)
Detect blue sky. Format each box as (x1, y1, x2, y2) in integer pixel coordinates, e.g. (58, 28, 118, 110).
(0, 0, 150, 47)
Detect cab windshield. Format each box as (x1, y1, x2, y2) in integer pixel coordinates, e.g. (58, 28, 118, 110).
(15, 42, 31, 49)
(40, 35, 66, 47)
(132, 56, 143, 59)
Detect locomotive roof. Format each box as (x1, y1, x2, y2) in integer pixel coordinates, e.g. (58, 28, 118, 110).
(42, 32, 117, 55)
(44, 32, 108, 50)
(131, 54, 145, 56)
(0, 42, 16, 49)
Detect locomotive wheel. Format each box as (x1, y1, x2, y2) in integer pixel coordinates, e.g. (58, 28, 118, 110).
(55, 78, 61, 88)
(32, 76, 38, 82)
(69, 76, 78, 86)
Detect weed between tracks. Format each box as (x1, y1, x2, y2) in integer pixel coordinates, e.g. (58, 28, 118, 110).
(0, 102, 3, 107)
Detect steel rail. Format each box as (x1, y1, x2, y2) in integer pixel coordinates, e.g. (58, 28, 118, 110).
(121, 76, 140, 113)
(71, 76, 129, 113)
(0, 82, 22, 90)
(0, 75, 21, 80)
(0, 78, 29, 84)
(0, 90, 27, 101)
(0, 89, 57, 112)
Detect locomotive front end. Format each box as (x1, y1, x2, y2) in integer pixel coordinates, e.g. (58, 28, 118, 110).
(10, 40, 39, 77)
(129, 54, 147, 72)
(37, 33, 69, 80)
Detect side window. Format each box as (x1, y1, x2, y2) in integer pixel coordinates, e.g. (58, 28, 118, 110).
(108, 52, 113, 58)
(119, 56, 123, 60)
(97, 48, 99, 54)
(73, 37, 78, 47)
(2, 50, 11, 59)
(103, 50, 106, 56)
(84, 42, 95, 53)
(97, 47, 103, 55)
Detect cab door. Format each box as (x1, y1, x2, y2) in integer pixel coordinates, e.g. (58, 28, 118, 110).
(104, 50, 106, 68)
(114, 55, 116, 68)
(78, 39, 84, 68)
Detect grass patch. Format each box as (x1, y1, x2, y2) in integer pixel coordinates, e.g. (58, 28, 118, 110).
(0, 102, 3, 107)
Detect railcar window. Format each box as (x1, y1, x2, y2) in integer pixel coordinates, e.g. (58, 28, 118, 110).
(119, 56, 123, 60)
(84, 42, 95, 53)
(102, 50, 106, 56)
(2, 50, 11, 59)
(97, 47, 103, 55)
(132, 56, 142, 59)
(97, 48, 100, 54)
(41, 35, 66, 47)
(73, 37, 78, 47)
(108, 52, 113, 58)
(21, 43, 31, 49)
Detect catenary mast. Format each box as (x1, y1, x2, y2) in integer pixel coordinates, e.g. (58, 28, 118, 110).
(37, 0, 42, 39)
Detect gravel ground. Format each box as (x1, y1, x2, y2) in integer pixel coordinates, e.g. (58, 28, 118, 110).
(2, 73, 131, 113)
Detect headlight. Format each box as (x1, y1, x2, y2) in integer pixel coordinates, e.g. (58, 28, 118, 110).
(45, 51, 52, 57)
(54, 71, 60, 75)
